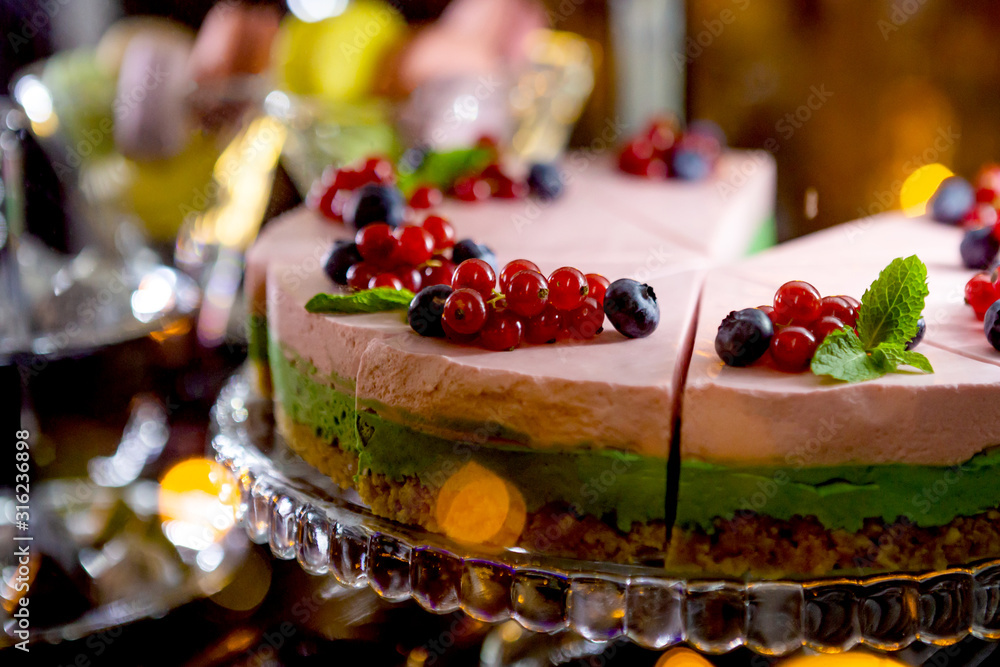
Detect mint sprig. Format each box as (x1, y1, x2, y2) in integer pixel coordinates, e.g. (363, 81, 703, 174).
(396, 147, 494, 196)
(810, 256, 933, 383)
(305, 287, 415, 314)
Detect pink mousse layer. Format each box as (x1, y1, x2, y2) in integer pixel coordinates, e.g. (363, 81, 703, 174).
(682, 213, 1000, 466)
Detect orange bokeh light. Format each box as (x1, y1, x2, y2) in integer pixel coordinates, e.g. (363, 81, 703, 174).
(434, 462, 526, 547)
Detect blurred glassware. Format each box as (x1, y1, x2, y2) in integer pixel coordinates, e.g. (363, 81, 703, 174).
(0, 470, 246, 647)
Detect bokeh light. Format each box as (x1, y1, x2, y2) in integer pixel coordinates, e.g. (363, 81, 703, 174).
(899, 163, 953, 217)
(158, 458, 238, 550)
(654, 647, 713, 667)
(780, 652, 907, 667)
(434, 462, 526, 546)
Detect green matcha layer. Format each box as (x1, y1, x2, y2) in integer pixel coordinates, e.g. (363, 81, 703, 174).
(677, 448, 1000, 534)
(248, 314, 269, 361)
(356, 409, 668, 532)
(269, 338, 357, 452)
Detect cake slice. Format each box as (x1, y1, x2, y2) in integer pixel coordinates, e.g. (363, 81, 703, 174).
(674, 214, 1000, 577)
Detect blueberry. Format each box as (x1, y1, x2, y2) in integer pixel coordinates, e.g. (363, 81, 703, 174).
(715, 308, 774, 367)
(343, 183, 406, 229)
(451, 239, 497, 272)
(960, 226, 1000, 270)
(984, 300, 1000, 352)
(323, 240, 362, 285)
(905, 316, 926, 351)
(670, 148, 713, 180)
(930, 176, 975, 224)
(603, 279, 659, 338)
(408, 284, 453, 337)
(527, 163, 564, 200)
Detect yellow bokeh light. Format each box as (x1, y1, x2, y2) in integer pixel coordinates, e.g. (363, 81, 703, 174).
(780, 652, 907, 667)
(900, 163, 953, 217)
(434, 462, 526, 547)
(654, 648, 713, 667)
(158, 458, 238, 545)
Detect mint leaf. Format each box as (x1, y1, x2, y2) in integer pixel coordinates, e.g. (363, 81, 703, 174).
(810, 328, 885, 382)
(855, 255, 928, 349)
(870, 342, 934, 374)
(396, 147, 494, 195)
(305, 287, 415, 314)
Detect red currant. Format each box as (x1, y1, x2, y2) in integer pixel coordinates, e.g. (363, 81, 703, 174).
(548, 267, 589, 311)
(773, 281, 822, 325)
(618, 140, 654, 176)
(818, 296, 858, 328)
(646, 116, 677, 153)
(309, 181, 340, 220)
(478, 309, 524, 351)
(370, 273, 403, 290)
(565, 297, 605, 340)
(966, 273, 1000, 319)
(363, 156, 394, 183)
(394, 267, 423, 293)
(840, 295, 861, 311)
(421, 215, 455, 251)
(769, 326, 818, 372)
(506, 270, 549, 318)
(976, 187, 997, 204)
(453, 177, 491, 202)
(524, 305, 562, 344)
(811, 316, 847, 342)
(585, 274, 610, 307)
(499, 259, 541, 293)
(394, 225, 435, 265)
(644, 158, 669, 179)
(410, 185, 443, 209)
(493, 176, 529, 199)
(422, 259, 456, 287)
(452, 259, 496, 298)
(355, 223, 399, 265)
(757, 305, 778, 326)
(346, 262, 378, 291)
(443, 288, 488, 335)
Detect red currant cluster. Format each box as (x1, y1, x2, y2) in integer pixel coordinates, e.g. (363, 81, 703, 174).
(759, 281, 860, 372)
(618, 117, 723, 180)
(308, 157, 396, 222)
(440, 259, 610, 351)
(965, 270, 1000, 320)
(345, 216, 458, 292)
(452, 162, 529, 203)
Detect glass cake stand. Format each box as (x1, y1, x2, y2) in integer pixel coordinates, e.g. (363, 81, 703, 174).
(210, 368, 1000, 657)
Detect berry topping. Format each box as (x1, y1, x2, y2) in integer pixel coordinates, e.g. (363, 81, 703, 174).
(757, 304, 778, 326)
(362, 156, 394, 183)
(527, 163, 565, 200)
(505, 270, 550, 318)
(818, 295, 859, 328)
(985, 300, 1000, 352)
(499, 259, 541, 293)
(603, 279, 659, 338)
(769, 326, 818, 372)
(409, 184, 444, 210)
(395, 225, 436, 265)
(478, 309, 524, 351)
(421, 215, 456, 251)
(524, 305, 562, 344)
(618, 140, 654, 176)
(394, 266, 423, 293)
(715, 308, 774, 367)
(346, 262, 378, 291)
(929, 176, 976, 224)
(773, 280, 822, 325)
(810, 316, 847, 342)
(370, 273, 403, 290)
(443, 288, 488, 335)
(422, 259, 456, 287)
(906, 316, 927, 351)
(966, 273, 1000, 320)
(960, 226, 1000, 270)
(408, 284, 453, 338)
(585, 273, 610, 307)
(493, 175, 529, 199)
(356, 223, 399, 264)
(453, 176, 492, 202)
(343, 183, 407, 229)
(452, 259, 497, 298)
(323, 240, 362, 285)
(566, 296, 605, 340)
(547, 267, 589, 311)
(645, 116, 677, 152)
(452, 240, 497, 272)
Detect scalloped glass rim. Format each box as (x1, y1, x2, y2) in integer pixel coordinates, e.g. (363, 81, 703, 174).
(211, 368, 1000, 656)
